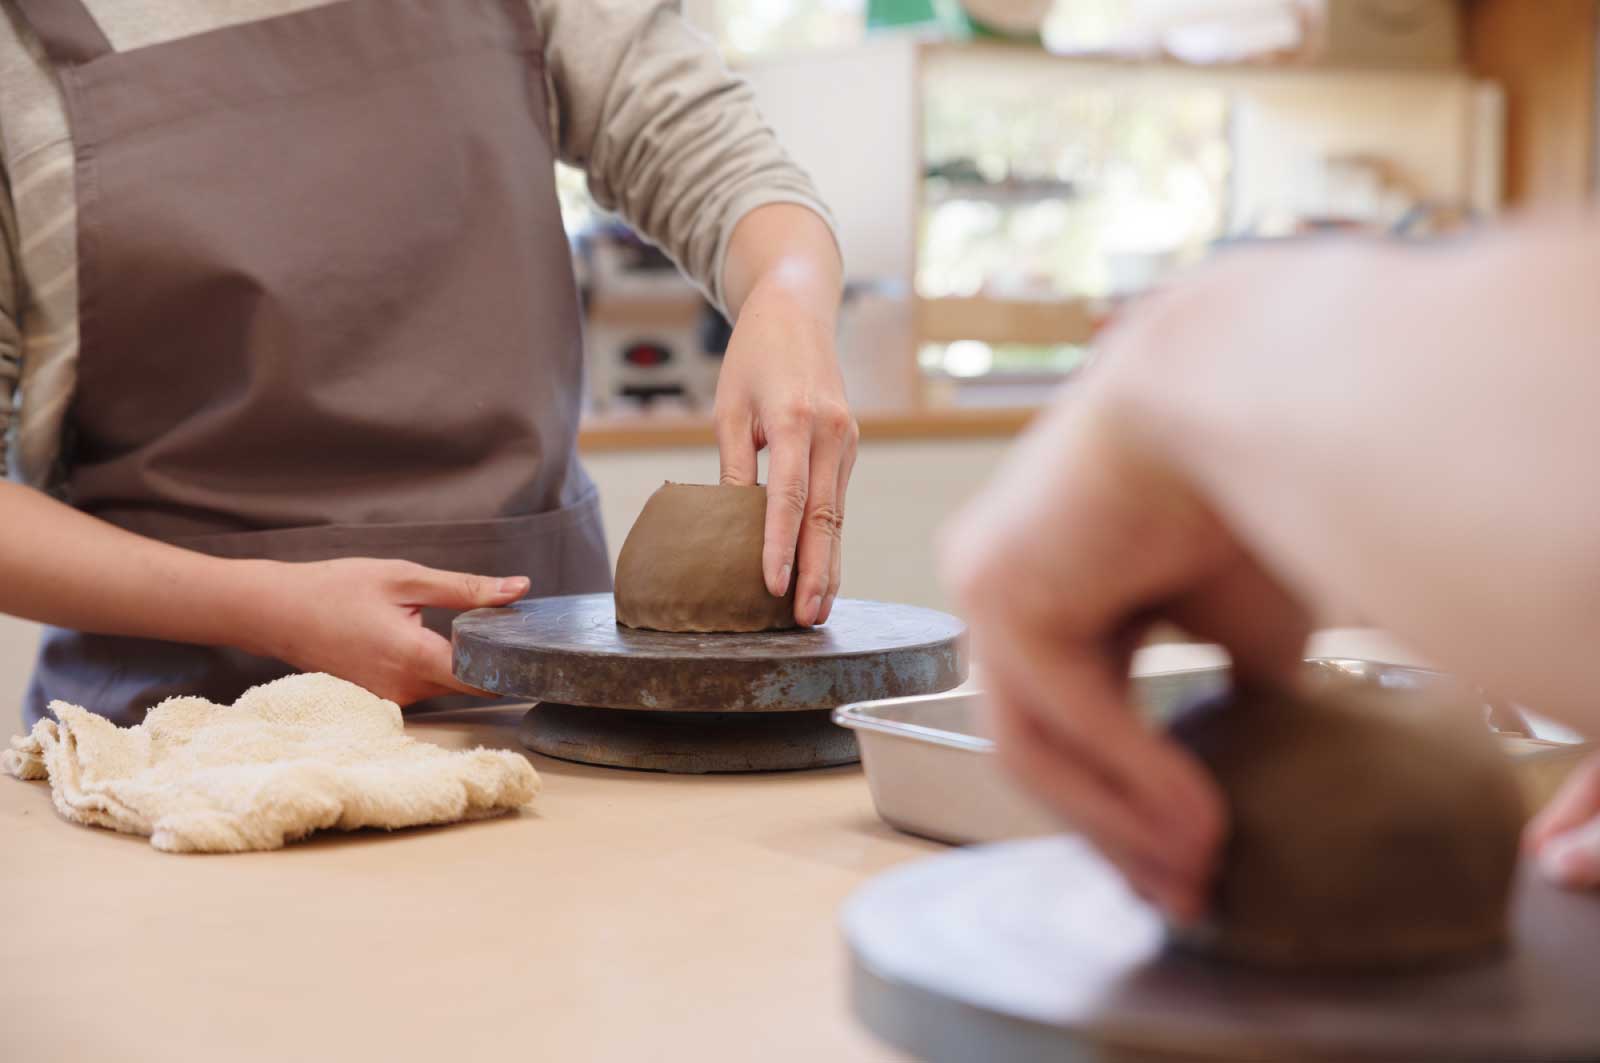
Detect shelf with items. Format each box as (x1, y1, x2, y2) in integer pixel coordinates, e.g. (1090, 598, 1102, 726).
(922, 172, 1082, 209)
(573, 17, 1556, 447)
(908, 34, 1505, 407)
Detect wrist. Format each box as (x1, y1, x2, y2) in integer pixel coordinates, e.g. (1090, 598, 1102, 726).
(722, 202, 843, 323)
(214, 558, 294, 660)
(740, 264, 840, 328)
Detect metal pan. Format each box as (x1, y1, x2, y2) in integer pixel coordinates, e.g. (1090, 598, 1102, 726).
(834, 659, 1593, 847)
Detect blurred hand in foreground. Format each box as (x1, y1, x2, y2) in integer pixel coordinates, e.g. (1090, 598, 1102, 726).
(942, 217, 1600, 916)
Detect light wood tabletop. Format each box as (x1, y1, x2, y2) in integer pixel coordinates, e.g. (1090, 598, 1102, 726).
(5, 632, 1564, 1063)
(0, 705, 933, 1063)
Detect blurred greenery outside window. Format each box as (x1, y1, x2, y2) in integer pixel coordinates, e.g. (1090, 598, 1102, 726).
(920, 84, 1229, 301)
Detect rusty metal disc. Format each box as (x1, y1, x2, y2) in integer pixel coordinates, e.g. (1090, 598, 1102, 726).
(453, 594, 967, 712)
(846, 837, 1600, 1062)
(518, 706, 861, 773)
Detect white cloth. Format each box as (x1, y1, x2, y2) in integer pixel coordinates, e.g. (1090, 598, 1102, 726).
(2, 673, 538, 852)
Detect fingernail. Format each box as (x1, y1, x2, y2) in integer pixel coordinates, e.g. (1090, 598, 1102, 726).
(808, 595, 823, 623)
(500, 577, 529, 595)
(819, 594, 835, 622)
(778, 563, 793, 592)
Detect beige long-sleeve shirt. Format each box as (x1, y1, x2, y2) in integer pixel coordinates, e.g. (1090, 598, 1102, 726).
(0, 0, 830, 489)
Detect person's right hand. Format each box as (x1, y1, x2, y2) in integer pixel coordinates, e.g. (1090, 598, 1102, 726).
(1525, 752, 1600, 890)
(241, 558, 529, 706)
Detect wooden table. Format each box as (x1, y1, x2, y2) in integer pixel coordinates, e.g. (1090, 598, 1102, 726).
(2, 632, 1537, 1062)
(0, 705, 935, 1062)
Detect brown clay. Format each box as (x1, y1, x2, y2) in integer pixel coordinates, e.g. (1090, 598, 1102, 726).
(1168, 678, 1525, 971)
(614, 483, 798, 633)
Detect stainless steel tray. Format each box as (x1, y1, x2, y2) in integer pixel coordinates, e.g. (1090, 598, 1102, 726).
(834, 658, 1593, 847)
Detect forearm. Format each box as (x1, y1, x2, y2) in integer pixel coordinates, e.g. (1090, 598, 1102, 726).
(1120, 216, 1600, 727)
(721, 203, 842, 327)
(0, 483, 270, 651)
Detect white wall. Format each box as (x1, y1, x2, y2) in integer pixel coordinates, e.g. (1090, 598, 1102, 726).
(1229, 70, 1498, 224)
(741, 37, 920, 284)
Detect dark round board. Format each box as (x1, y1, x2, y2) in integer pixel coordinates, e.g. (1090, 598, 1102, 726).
(845, 837, 1600, 1062)
(453, 594, 967, 713)
(452, 594, 967, 773)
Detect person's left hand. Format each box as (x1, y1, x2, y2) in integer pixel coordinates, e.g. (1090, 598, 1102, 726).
(1525, 752, 1600, 889)
(714, 206, 857, 629)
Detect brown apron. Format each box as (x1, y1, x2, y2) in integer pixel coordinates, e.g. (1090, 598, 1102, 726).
(13, 0, 612, 727)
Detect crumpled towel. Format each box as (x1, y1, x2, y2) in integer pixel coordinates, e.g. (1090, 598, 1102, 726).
(2, 672, 539, 853)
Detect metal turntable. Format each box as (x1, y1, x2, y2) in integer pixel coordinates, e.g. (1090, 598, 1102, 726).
(453, 593, 967, 773)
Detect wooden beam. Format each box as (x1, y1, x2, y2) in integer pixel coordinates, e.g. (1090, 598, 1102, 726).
(1466, 0, 1598, 205)
(578, 406, 1041, 452)
(916, 296, 1101, 346)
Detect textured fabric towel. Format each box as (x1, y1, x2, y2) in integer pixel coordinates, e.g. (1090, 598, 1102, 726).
(2, 673, 539, 852)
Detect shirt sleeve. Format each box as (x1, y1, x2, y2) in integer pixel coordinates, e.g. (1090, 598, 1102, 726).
(0, 171, 20, 483)
(533, 0, 837, 315)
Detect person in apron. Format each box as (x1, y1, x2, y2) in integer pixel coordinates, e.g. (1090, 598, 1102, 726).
(0, 0, 853, 726)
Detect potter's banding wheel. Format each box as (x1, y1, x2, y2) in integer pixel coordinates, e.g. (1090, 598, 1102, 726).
(844, 837, 1600, 1062)
(453, 594, 966, 773)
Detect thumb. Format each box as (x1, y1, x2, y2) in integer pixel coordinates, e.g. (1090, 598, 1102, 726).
(400, 567, 530, 611)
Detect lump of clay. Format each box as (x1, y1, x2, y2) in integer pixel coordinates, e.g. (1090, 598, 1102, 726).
(614, 483, 797, 633)
(1168, 680, 1524, 971)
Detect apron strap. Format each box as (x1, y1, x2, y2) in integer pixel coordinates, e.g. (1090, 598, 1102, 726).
(9, 0, 114, 66)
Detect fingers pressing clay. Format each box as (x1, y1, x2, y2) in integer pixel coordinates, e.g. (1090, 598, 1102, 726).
(762, 430, 811, 600)
(988, 683, 1211, 919)
(1525, 753, 1600, 853)
(819, 441, 856, 625)
(1538, 815, 1600, 890)
(976, 619, 1225, 869)
(794, 436, 844, 627)
(1526, 753, 1600, 890)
